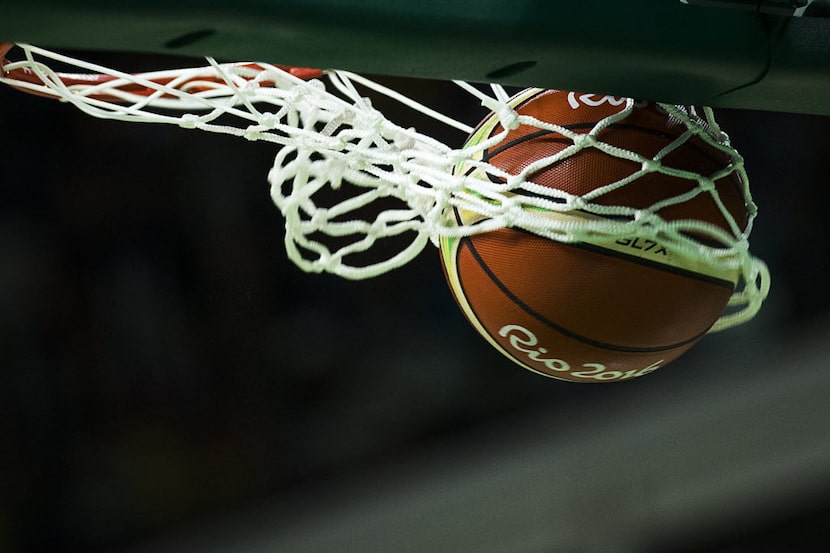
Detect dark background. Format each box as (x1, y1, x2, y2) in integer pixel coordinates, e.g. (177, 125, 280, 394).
(2, 56, 830, 553)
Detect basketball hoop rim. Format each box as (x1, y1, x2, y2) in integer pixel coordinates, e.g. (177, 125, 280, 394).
(0, 42, 324, 102)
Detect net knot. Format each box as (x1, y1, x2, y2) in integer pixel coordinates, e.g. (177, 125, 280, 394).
(633, 210, 662, 234)
(697, 176, 716, 193)
(242, 81, 260, 95)
(500, 196, 525, 227)
(393, 128, 416, 151)
(641, 159, 661, 173)
(505, 174, 524, 190)
(481, 97, 520, 130)
(286, 80, 324, 108)
(321, 158, 348, 189)
(310, 208, 329, 229)
(568, 195, 587, 211)
(258, 112, 279, 129)
(734, 237, 750, 253)
(178, 113, 200, 129)
(244, 126, 264, 141)
(573, 133, 597, 149)
(357, 110, 386, 135)
(449, 150, 472, 169)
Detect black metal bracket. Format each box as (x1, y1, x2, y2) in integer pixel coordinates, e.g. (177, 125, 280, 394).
(680, 0, 829, 16)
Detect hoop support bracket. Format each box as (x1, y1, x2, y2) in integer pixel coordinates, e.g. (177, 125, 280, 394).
(681, 0, 829, 16)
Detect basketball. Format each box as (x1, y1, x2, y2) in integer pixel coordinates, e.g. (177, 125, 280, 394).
(439, 89, 748, 382)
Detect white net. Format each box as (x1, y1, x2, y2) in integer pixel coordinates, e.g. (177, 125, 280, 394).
(0, 43, 770, 331)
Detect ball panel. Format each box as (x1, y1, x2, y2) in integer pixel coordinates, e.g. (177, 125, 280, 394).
(485, 125, 746, 235)
(464, 228, 733, 350)
(450, 237, 694, 382)
(481, 90, 748, 234)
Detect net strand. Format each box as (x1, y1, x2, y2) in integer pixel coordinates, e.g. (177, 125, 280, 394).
(0, 43, 770, 331)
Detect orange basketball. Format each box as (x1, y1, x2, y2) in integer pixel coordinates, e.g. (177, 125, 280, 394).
(439, 89, 748, 382)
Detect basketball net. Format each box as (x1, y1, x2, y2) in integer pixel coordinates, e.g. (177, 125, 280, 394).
(0, 43, 770, 332)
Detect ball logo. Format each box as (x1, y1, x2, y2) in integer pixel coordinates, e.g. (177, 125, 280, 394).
(567, 92, 650, 111)
(498, 324, 664, 382)
(498, 324, 571, 373)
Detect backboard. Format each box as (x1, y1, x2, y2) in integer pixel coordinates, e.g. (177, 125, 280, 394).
(1, 0, 829, 114)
